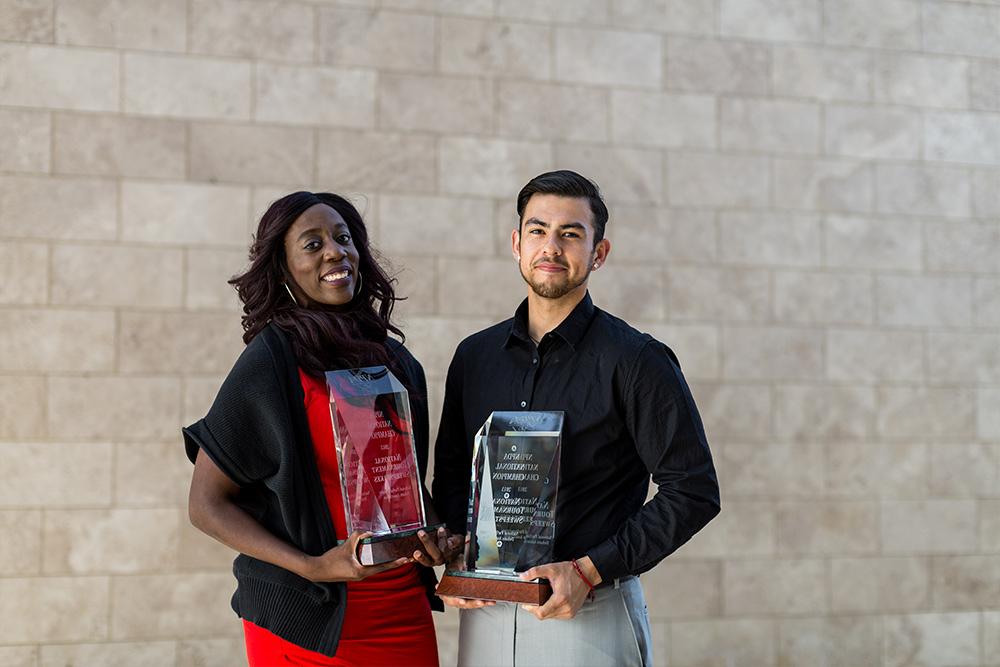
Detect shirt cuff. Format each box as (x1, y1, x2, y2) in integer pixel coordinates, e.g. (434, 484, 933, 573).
(585, 540, 629, 583)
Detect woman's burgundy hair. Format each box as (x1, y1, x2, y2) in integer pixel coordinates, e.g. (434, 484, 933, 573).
(230, 191, 404, 377)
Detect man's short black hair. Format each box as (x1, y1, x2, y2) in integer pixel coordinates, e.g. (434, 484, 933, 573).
(516, 170, 609, 243)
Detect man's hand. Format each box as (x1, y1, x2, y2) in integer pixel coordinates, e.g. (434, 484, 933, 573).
(518, 557, 602, 620)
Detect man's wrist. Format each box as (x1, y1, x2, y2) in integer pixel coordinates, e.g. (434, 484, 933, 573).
(574, 555, 602, 586)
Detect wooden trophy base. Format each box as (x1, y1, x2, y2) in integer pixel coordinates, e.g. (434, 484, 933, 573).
(436, 570, 552, 605)
(355, 524, 445, 566)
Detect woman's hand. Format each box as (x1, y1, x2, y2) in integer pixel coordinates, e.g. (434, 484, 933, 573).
(411, 526, 465, 567)
(303, 530, 411, 582)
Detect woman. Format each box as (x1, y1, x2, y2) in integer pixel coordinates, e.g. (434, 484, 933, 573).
(184, 191, 458, 666)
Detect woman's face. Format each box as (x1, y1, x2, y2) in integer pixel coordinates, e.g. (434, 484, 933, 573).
(283, 203, 361, 307)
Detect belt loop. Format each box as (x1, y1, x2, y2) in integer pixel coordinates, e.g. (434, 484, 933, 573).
(613, 577, 621, 590)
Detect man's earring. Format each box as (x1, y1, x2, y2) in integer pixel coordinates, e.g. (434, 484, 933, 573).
(593, 262, 599, 269)
(283, 282, 300, 306)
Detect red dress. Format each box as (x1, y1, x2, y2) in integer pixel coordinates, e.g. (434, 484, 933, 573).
(242, 370, 439, 667)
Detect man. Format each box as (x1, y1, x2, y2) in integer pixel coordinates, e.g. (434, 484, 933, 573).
(432, 170, 720, 667)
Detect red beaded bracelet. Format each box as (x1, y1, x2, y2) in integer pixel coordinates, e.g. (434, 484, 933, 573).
(571, 558, 596, 601)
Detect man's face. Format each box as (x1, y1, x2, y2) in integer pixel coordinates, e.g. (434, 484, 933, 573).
(513, 194, 609, 301)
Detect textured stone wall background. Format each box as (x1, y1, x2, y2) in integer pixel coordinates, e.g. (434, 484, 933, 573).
(1, 0, 998, 665)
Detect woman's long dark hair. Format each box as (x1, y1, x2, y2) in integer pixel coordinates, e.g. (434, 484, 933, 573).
(230, 191, 404, 377)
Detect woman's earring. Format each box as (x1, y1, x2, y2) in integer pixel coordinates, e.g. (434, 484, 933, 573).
(354, 272, 364, 297)
(283, 282, 300, 306)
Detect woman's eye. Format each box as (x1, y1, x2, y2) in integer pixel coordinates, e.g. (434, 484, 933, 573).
(304, 240, 321, 251)
(336, 234, 352, 244)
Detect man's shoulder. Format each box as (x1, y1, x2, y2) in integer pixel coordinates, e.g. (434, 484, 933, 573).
(590, 307, 681, 367)
(454, 317, 514, 356)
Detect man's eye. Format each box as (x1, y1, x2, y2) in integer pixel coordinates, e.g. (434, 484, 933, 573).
(528, 228, 544, 235)
(562, 232, 580, 238)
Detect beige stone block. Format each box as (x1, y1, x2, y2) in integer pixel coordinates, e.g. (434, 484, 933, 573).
(824, 0, 920, 49)
(720, 0, 820, 41)
(778, 616, 883, 667)
(986, 612, 1000, 666)
(672, 500, 776, 559)
(124, 53, 250, 120)
(875, 164, 972, 218)
(0, 576, 108, 642)
(874, 53, 969, 109)
(0, 647, 38, 667)
(926, 110, 1000, 166)
(668, 266, 769, 322)
(495, 0, 606, 23)
(773, 158, 873, 213)
(825, 104, 922, 159)
(923, 1, 1000, 58)
(664, 209, 718, 263)
(387, 254, 436, 319)
(498, 81, 608, 142)
(827, 329, 924, 383)
(120, 312, 243, 375)
(777, 500, 879, 555)
(177, 638, 245, 667)
(555, 144, 662, 205)
(774, 271, 873, 325)
(824, 215, 923, 271)
(440, 17, 550, 80)
(380, 195, 494, 257)
(827, 442, 928, 498)
(721, 98, 821, 155)
(971, 61, 1000, 111)
(190, 0, 313, 62)
(0, 241, 47, 304)
(0, 0, 51, 42)
(640, 323, 720, 380)
(0, 510, 40, 574)
(0, 376, 46, 439)
(977, 278, 1000, 327)
(40, 641, 176, 667)
(722, 326, 824, 381)
(720, 211, 822, 267)
(51, 244, 183, 308)
(48, 377, 181, 439)
(588, 264, 666, 322)
(320, 8, 433, 71)
(436, 257, 524, 318)
(55, 0, 185, 51)
(719, 443, 825, 496)
(382, 0, 491, 16)
(725, 558, 827, 614)
(878, 386, 976, 440)
(404, 316, 493, 377)
(775, 385, 874, 440)
(612, 90, 715, 149)
(379, 73, 492, 134)
(667, 36, 770, 95)
(928, 332, 1000, 384)
(554, 26, 662, 88)
(0, 43, 118, 111)
(931, 220, 1000, 273)
(53, 112, 184, 179)
(121, 181, 250, 246)
(876, 275, 972, 327)
(43, 509, 180, 574)
(670, 618, 776, 667)
(185, 247, 246, 311)
(255, 63, 374, 127)
(440, 137, 551, 198)
(0, 449, 110, 512)
(831, 556, 930, 613)
(0, 108, 49, 172)
(667, 152, 769, 207)
(317, 129, 436, 193)
(689, 382, 771, 440)
(882, 500, 977, 554)
(116, 442, 191, 506)
(981, 387, 1000, 440)
(932, 555, 1000, 610)
(982, 499, 1000, 552)
(974, 169, 1000, 219)
(611, 0, 715, 33)
(182, 376, 225, 426)
(644, 560, 721, 619)
(884, 612, 980, 667)
(772, 45, 871, 102)
(592, 204, 665, 263)
(930, 443, 1000, 498)
(111, 573, 236, 639)
(190, 122, 314, 186)
(178, 521, 240, 570)
(0, 175, 116, 241)
(0, 309, 114, 372)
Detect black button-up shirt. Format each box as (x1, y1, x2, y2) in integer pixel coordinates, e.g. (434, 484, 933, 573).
(431, 293, 720, 581)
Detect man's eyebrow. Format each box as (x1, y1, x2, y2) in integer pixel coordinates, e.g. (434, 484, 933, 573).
(524, 218, 587, 231)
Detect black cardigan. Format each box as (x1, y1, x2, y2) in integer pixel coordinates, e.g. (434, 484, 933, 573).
(182, 323, 442, 657)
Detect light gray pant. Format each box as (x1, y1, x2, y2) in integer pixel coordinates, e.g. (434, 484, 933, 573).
(456, 576, 652, 667)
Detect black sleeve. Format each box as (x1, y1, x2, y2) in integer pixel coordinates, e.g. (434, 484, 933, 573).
(431, 344, 472, 534)
(181, 335, 283, 486)
(586, 340, 721, 580)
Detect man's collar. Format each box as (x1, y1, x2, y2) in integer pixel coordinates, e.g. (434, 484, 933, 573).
(503, 292, 595, 350)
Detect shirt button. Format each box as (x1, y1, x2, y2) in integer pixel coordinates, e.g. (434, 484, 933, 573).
(532, 358, 538, 365)
(520, 401, 527, 407)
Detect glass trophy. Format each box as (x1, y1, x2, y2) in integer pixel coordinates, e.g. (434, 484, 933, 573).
(436, 411, 563, 605)
(326, 366, 441, 565)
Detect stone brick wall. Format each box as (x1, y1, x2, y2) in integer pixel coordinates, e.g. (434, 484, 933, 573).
(1, 0, 998, 665)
